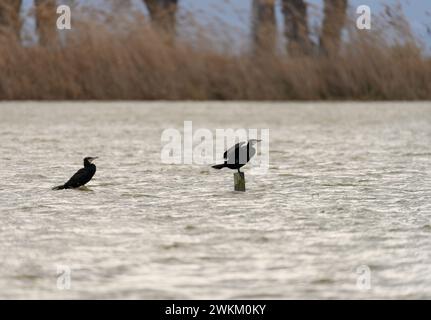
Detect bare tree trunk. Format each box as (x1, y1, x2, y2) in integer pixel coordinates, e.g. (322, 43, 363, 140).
(143, 0, 178, 36)
(320, 0, 347, 55)
(35, 0, 58, 47)
(252, 0, 277, 54)
(0, 0, 22, 41)
(282, 0, 311, 55)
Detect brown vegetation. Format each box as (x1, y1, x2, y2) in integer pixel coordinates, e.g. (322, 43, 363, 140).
(0, 1, 429, 101)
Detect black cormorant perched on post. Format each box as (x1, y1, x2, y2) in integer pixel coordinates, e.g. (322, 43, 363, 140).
(52, 157, 98, 190)
(212, 139, 261, 173)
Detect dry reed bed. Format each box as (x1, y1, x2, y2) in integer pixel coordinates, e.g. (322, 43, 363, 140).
(0, 12, 430, 101)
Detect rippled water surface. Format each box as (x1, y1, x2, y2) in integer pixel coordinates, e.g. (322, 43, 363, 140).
(0, 102, 430, 299)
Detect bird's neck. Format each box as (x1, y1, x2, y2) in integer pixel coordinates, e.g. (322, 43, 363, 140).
(247, 143, 256, 158)
(84, 160, 92, 167)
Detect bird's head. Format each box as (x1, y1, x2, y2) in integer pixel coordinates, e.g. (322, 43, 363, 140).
(84, 157, 98, 165)
(248, 139, 262, 146)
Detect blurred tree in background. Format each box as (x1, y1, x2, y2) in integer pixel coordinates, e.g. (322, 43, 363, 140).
(0, 0, 22, 40)
(320, 0, 347, 54)
(0, 0, 179, 45)
(143, 0, 178, 36)
(35, 0, 58, 46)
(252, 0, 277, 54)
(0, 0, 57, 45)
(0, 0, 348, 54)
(252, 0, 348, 55)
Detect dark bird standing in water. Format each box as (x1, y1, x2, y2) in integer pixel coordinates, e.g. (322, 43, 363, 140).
(53, 157, 98, 190)
(212, 139, 261, 173)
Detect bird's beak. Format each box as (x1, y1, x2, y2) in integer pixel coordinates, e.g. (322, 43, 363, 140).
(256, 140, 262, 142)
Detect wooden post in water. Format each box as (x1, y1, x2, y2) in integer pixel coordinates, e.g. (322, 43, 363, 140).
(234, 172, 246, 192)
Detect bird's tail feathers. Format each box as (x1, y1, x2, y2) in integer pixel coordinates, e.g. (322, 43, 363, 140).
(52, 185, 66, 191)
(212, 163, 226, 170)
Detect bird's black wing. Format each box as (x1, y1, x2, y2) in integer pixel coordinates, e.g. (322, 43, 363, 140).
(224, 142, 244, 160)
(64, 168, 88, 188)
(225, 142, 249, 165)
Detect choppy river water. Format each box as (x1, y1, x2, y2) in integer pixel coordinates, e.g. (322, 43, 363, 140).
(0, 102, 430, 299)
